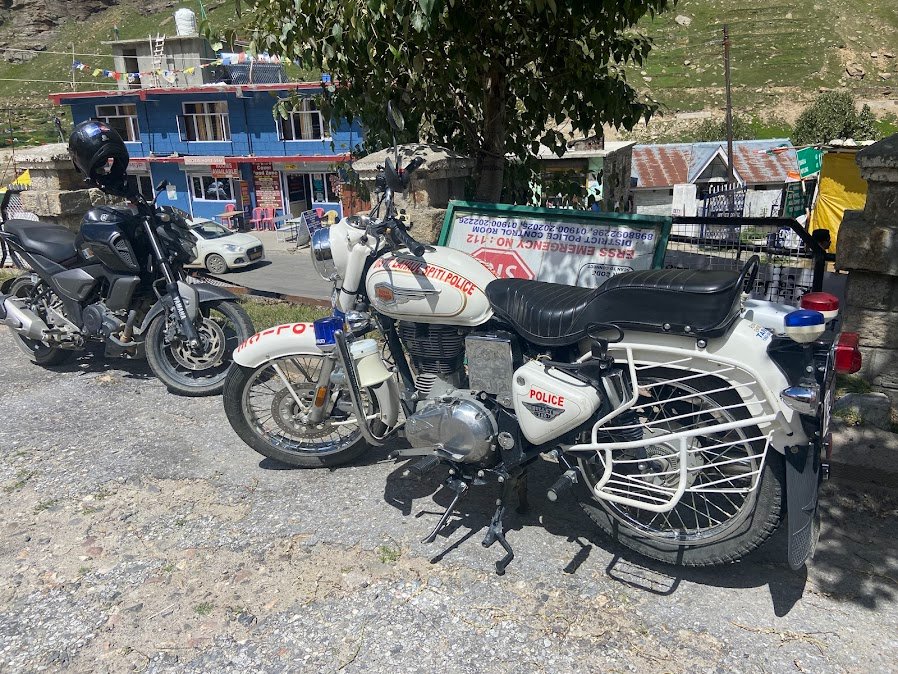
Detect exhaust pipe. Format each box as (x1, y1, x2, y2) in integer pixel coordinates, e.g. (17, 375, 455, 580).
(0, 295, 50, 340)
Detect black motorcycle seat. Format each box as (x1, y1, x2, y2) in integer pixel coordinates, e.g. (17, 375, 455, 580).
(4, 219, 78, 263)
(485, 268, 746, 347)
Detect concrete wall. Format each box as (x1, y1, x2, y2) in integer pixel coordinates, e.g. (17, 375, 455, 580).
(633, 189, 673, 216)
(110, 37, 216, 89)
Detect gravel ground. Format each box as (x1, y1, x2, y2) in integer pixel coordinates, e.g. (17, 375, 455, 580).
(1, 331, 897, 673)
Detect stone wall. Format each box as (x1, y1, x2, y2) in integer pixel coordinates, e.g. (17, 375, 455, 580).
(836, 133, 898, 409)
(14, 143, 110, 229)
(352, 144, 474, 244)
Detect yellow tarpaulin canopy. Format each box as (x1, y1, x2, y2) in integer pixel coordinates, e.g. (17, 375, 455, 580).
(10, 169, 30, 187)
(808, 152, 867, 252)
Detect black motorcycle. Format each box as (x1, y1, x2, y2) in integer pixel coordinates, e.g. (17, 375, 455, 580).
(0, 120, 253, 396)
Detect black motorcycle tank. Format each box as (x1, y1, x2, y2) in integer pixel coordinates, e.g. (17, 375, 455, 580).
(77, 206, 143, 273)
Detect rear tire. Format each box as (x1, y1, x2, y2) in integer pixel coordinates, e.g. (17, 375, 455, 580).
(7, 276, 75, 367)
(576, 368, 785, 567)
(223, 357, 370, 468)
(145, 300, 253, 396)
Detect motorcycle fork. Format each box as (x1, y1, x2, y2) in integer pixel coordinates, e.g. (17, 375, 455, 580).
(306, 353, 337, 424)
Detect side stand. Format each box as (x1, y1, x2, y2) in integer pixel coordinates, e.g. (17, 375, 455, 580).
(421, 478, 468, 544)
(482, 472, 528, 575)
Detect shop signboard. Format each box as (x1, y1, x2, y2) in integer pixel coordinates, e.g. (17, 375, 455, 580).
(184, 155, 227, 166)
(439, 201, 671, 288)
(796, 147, 822, 178)
(211, 164, 240, 179)
(252, 162, 283, 209)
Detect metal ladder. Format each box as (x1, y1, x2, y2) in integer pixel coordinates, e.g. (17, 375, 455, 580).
(150, 34, 166, 86)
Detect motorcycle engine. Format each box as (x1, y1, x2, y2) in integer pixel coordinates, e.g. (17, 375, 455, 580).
(82, 303, 124, 337)
(400, 324, 519, 465)
(405, 392, 498, 464)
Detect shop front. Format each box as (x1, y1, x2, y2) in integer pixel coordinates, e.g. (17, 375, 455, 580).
(281, 165, 343, 222)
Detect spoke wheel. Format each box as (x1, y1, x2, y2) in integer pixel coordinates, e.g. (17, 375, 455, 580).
(222, 355, 371, 468)
(577, 367, 785, 567)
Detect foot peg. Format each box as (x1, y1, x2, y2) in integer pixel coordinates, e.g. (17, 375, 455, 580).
(403, 454, 441, 479)
(547, 469, 578, 502)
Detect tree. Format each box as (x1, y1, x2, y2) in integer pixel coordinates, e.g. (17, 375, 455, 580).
(248, 0, 670, 201)
(792, 91, 881, 145)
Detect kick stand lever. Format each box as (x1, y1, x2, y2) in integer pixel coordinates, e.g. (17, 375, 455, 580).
(421, 479, 468, 544)
(482, 475, 525, 575)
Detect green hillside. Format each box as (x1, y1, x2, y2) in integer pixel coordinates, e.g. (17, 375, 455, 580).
(632, 0, 898, 114)
(0, 0, 895, 145)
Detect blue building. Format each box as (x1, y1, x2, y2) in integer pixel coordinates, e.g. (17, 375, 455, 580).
(52, 43, 362, 224)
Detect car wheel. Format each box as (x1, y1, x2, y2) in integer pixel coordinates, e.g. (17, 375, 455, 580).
(205, 253, 228, 274)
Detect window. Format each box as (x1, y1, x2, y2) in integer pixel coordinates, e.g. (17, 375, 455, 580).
(182, 101, 230, 142)
(279, 99, 328, 141)
(96, 104, 139, 142)
(190, 174, 234, 201)
(136, 175, 154, 200)
(191, 221, 232, 239)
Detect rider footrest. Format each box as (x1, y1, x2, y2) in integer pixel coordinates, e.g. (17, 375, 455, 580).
(405, 454, 441, 479)
(547, 469, 578, 502)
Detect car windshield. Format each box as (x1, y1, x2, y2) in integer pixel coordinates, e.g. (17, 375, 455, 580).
(191, 221, 231, 240)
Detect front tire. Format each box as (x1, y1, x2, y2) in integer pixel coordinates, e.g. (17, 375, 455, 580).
(222, 356, 369, 468)
(576, 368, 785, 567)
(7, 276, 75, 367)
(145, 300, 253, 396)
(205, 253, 228, 274)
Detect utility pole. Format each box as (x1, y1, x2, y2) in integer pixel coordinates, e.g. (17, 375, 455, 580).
(723, 25, 734, 186)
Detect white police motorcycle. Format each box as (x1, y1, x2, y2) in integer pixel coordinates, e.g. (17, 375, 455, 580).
(221, 104, 861, 573)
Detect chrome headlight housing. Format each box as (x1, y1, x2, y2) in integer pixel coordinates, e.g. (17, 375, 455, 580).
(311, 227, 338, 280)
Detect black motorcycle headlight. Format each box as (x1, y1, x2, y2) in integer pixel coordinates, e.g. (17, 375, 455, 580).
(311, 227, 338, 281)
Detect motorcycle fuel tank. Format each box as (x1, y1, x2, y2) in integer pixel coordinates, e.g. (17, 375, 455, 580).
(366, 246, 496, 326)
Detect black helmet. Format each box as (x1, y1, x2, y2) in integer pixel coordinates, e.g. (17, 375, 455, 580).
(68, 120, 130, 195)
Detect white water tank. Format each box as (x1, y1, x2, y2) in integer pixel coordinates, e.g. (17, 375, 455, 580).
(174, 8, 198, 36)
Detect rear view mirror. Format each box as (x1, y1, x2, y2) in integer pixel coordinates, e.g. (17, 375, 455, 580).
(387, 101, 405, 133)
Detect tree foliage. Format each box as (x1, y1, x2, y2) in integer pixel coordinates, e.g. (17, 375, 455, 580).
(247, 0, 670, 201)
(792, 91, 880, 145)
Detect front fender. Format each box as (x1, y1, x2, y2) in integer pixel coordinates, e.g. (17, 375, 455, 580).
(232, 322, 401, 432)
(191, 282, 238, 303)
(233, 322, 320, 367)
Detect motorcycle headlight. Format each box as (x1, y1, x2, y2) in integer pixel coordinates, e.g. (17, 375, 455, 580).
(311, 227, 338, 281)
(223, 244, 244, 253)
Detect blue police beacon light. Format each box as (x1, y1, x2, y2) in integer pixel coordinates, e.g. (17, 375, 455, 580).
(783, 309, 826, 343)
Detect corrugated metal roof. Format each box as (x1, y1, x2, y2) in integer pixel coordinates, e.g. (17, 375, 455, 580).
(632, 139, 798, 188)
(630, 143, 690, 188)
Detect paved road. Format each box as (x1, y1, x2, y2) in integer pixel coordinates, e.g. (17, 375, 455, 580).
(211, 248, 332, 302)
(0, 333, 896, 673)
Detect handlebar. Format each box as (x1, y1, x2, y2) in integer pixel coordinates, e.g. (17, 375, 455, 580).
(388, 219, 425, 257)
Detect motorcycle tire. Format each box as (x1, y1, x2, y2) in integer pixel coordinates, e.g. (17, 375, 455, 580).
(145, 299, 253, 397)
(223, 357, 370, 468)
(6, 276, 76, 367)
(576, 367, 785, 567)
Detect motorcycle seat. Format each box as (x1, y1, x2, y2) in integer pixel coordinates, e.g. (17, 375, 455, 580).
(3, 219, 78, 264)
(485, 267, 747, 347)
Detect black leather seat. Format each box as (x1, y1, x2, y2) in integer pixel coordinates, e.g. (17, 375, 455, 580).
(486, 268, 747, 347)
(4, 219, 78, 264)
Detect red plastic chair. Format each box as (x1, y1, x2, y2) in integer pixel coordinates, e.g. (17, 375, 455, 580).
(247, 207, 265, 230)
(222, 203, 237, 228)
(262, 207, 276, 230)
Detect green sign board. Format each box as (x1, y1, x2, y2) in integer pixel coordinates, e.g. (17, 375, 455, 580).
(796, 147, 823, 178)
(439, 201, 672, 288)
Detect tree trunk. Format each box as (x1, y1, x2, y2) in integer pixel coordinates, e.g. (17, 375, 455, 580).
(473, 66, 506, 203)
